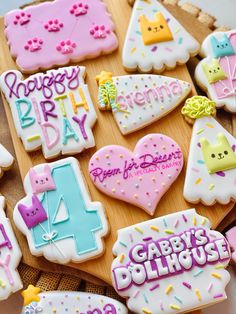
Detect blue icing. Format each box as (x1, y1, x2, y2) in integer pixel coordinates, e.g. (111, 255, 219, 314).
(210, 34, 235, 58)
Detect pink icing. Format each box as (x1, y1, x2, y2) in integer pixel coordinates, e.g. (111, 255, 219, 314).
(226, 226, 236, 264)
(5, 0, 118, 73)
(89, 134, 183, 215)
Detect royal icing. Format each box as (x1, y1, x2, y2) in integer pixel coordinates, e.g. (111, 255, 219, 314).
(112, 209, 231, 314)
(14, 157, 108, 264)
(182, 96, 236, 205)
(96, 71, 192, 135)
(21, 285, 128, 314)
(0, 144, 14, 178)
(0, 66, 97, 159)
(195, 30, 236, 112)
(0, 196, 22, 300)
(89, 134, 183, 215)
(122, 0, 199, 73)
(225, 227, 236, 264)
(4, 0, 118, 73)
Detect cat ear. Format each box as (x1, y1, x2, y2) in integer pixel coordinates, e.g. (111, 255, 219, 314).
(29, 168, 37, 180)
(200, 138, 210, 150)
(202, 62, 209, 73)
(32, 195, 41, 206)
(210, 35, 219, 47)
(44, 165, 51, 175)
(18, 203, 29, 214)
(223, 34, 229, 42)
(217, 133, 229, 146)
(139, 15, 149, 25)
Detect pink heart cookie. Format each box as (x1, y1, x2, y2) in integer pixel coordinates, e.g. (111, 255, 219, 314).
(89, 134, 183, 215)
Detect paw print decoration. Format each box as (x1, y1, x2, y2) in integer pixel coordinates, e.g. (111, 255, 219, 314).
(44, 19, 63, 32)
(70, 2, 89, 17)
(24, 38, 43, 52)
(56, 40, 77, 54)
(14, 11, 31, 26)
(90, 25, 111, 39)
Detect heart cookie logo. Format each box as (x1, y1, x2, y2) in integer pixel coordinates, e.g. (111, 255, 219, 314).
(89, 134, 183, 215)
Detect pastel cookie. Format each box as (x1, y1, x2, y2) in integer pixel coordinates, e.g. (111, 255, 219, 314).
(4, 0, 118, 73)
(89, 134, 183, 215)
(96, 71, 192, 135)
(182, 96, 236, 205)
(21, 285, 128, 314)
(123, 0, 200, 73)
(0, 66, 97, 159)
(195, 30, 236, 112)
(0, 196, 22, 300)
(14, 157, 108, 264)
(225, 227, 236, 264)
(112, 208, 231, 314)
(0, 144, 14, 178)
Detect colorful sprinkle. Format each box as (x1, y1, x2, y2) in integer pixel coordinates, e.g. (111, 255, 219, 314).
(160, 302, 164, 311)
(129, 233, 134, 243)
(119, 241, 127, 248)
(215, 264, 225, 269)
(165, 285, 173, 295)
(119, 253, 125, 263)
(214, 294, 224, 299)
(196, 128, 205, 134)
(195, 178, 202, 185)
(206, 123, 214, 128)
(201, 218, 206, 225)
(135, 227, 143, 234)
(133, 290, 140, 298)
(211, 273, 222, 279)
(191, 167, 200, 173)
(193, 269, 203, 277)
(149, 283, 160, 291)
(163, 218, 168, 227)
(170, 304, 181, 310)
(209, 184, 215, 191)
(27, 135, 41, 142)
(142, 308, 152, 314)
(197, 160, 205, 164)
(193, 216, 197, 226)
(174, 296, 183, 304)
(208, 283, 213, 292)
(143, 293, 149, 304)
(182, 214, 188, 223)
(178, 37, 183, 44)
(164, 229, 174, 234)
(182, 282, 192, 289)
(174, 219, 179, 228)
(195, 289, 201, 301)
(150, 226, 159, 232)
(131, 47, 137, 54)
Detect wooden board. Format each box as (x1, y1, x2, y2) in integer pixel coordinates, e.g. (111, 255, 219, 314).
(0, 0, 234, 298)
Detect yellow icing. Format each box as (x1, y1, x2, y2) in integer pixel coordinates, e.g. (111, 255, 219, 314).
(139, 12, 173, 45)
(96, 71, 113, 85)
(181, 96, 216, 120)
(21, 284, 41, 306)
(202, 59, 227, 84)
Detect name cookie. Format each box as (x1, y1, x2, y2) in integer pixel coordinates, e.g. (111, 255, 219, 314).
(0, 197, 22, 300)
(21, 285, 128, 314)
(89, 134, 183, 215)
(96, 71, 192, 135)
(4, 0, 118, 73)
(195, 30, 236, 112)
(0, 144, 14, 178)
(123, 0, 199, 73)
(182, 96, 236, 205)
(112, 209, 231, 314)
(0, 66, 97, 159)
(14, 157, 108, 264)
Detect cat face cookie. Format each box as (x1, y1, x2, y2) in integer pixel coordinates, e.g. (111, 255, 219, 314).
(21, 286, 128, 314)
(89, 134, 183, 215)
(123, 0, 200, 73)
(96, 71, 192, 135)
(14, 157, 108, 264)
(182, 96, 236, 205)
(0, 66, 97, 159)
(0, 197, 22, 300)
(195, 30, 236, 112)
(112, 209, 231, 314)
(0, 144, 14, 178)
(4, 0, 118, 73)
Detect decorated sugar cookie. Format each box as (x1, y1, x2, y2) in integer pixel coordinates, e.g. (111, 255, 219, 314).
(112, 209, 231, 314)
(226, 227, 236, 264)
(96, 71, 192, 135)
(0, 144, 14, 178)
(0, 196, 22, 300)
(14, 157, 108, 264)
(89, 134, 183, 215)
(0, 66, 97, 159)
(21, 285, 128, 314)
(195, 30, 236, 112)
(123, 0, 200, 73)
(4, 0, 118, 73)
(182, 96, 236, 205)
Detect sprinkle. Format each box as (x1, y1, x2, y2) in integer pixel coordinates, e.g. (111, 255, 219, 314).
(207, 283, 213, 292)
(215, 264, 225, 269)
(165, 285, 173, 295)
(105, 154, 110, 159)
(201, 218, 206, 225)
(174, 28, 181, 34)
(170, 304, 180, 310)
(142, 308, 151, 314)
(211, 273, 222, 279)
(163, 218, 168, 227)
(196, 128, 205, 134)
(151, 46, 157, 52)
(160, 302, 164, 311)
(150, 226, 159, 232)
(174, 296, 183, 304)
(119, 154, 124, 158)
(214, 294, 224, 299)
(191, 167, 200, 173)
(133, 290, 140, 298)
(131, 47, 137, 54)
(129, 233, 134, 243)
(119, 254, 125, 263)
(209, 184, 215, 191)
(178, 37, 183, 44)
(112, 188, 116, 193)
(149, 283, 160, 291)
(195, 178, 202, 185)
(95, 156, 99, 161)
(143, 293, 149, 304)
(27, 135, 41, 142)
(164, 229, 174, 234)
(193, 269, 203, 277)
(136, 31, 142, 35)
(195, 289, 201, 301)
(134, 193, 138, 199)
(182, 282, 192, 289)
(119, 241, 127, 248)
(206, 123, 214, 128)
(135, 227, 143, 234)
(193, 216, 197, 226)
(182, 214, 188, 223)
(174, 219, 179, 228)
(165, 47, 173, 52)
(197, 160, 205, 164)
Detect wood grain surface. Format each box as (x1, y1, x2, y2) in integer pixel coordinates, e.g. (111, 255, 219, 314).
(0, 5, 234, 314)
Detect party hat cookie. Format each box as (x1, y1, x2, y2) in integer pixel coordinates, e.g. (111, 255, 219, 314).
(182, 96, 236, 205)
(123, 0, 199, 73)
(96, 71, 192, 135)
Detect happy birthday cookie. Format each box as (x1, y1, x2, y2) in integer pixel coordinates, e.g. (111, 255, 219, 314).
(112, 209, 231, 314)
(21, 285, 128, 314)
(195, 30, 236, 112)
(0, 66, 97, 159)
(0, 144, 14, 178)
(4, 0, 118, 73)
(0, 196, 22, 300)
(89, 134, 183, 215)
(14, 157, 108, 264)
(182, 96, 236, 205)
(123, 0, 200, 73)
(96, 71, 192, 134)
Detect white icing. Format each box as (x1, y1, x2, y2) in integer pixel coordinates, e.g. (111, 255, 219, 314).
(0, 144, 14, 173)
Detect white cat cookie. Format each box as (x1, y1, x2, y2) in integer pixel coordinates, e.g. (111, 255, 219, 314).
(0, 144, 14, 178)
(182, 96, 236, 205)
(14, 157, 108, 264)
(123, 0, 200, 73)
(96, 71, 192, 134)
(0, 66, 97, 159)
(112, 208, 231, 314)
(195, 30, 236, 112)
(0, 196, 22, 300)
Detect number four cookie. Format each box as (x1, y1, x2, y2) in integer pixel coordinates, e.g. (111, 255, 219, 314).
(123, 0, 200, 73)
(0, 144, 14, 178)
(14, 157, 108, 264)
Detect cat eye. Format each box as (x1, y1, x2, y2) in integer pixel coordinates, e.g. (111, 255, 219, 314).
(36, 180, 38, 184)
(26, 213, 30, 216)
(209, 70, 212, 73)
(211, 154, 216, 158)
(217, 45, 220, 48)
(36, 208, 39, 211)
(224, 151, 228, 155)
(160, 25, 163, 29)
(148, 27, 152, 31)
(46, 177, 48, 181)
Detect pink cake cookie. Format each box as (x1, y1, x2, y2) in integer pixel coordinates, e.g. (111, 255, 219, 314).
(4, 0, 118, 73)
